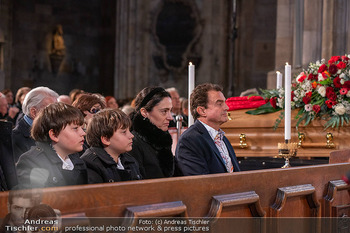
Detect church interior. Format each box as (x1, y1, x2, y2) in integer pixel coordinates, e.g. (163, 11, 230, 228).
(1, 0, 350, 231)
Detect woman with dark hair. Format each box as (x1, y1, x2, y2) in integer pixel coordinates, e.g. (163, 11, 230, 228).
(128, 87, 174, 179)
(72, 93, 106, 155)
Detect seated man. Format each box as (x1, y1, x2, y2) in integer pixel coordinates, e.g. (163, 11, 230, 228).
(175, 83, 240, 175)
(12, 87, 58, 162)
(81, 109, 142, 183)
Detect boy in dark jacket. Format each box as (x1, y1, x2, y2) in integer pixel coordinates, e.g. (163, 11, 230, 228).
(81, 109, 142, 183)
(16, 103, 88, 189)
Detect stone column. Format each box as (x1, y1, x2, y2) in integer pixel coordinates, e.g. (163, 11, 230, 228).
(267, 0, 295, 89)
(302, 0, 322, 65)
(321, 0, 334, 60)
(114, 0, 157, 99)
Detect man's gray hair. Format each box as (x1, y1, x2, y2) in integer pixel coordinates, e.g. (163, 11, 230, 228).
(22, 86, 59, 116)
(165, 87, 178, 94)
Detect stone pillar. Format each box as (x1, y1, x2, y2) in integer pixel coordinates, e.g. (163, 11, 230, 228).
(302, 0, 322, 65)
(321, 0, 334, 59)
(267, 0, 295, 89)
(114, 0, 157, 99)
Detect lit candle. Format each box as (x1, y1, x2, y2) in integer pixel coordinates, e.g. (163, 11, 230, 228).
(285, 63, 291, 141)
(276, 71, 282, 89)
(188, 62, 195, 126)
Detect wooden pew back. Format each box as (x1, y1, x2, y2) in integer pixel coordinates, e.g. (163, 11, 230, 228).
(1, 163, 350, 219)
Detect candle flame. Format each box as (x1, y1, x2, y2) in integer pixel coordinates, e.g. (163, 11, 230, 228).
(286, 62, 289, 65)
(189, 62, 193, 66)
(276, 71, 280, 74)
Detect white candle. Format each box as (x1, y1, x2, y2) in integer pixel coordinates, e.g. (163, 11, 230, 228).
(188, 62, 195, 126)
(284, 63, 291, 141)
(276, 71, 282, 89)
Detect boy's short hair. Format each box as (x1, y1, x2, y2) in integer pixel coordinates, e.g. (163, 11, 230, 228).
(86, 109, 131, 147)
(31, 102, 84, 142)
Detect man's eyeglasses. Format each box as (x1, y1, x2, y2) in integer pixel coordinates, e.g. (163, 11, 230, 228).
(89, 108, 101, 114)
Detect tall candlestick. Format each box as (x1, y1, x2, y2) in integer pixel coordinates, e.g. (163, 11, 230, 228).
(276, 71, 282, 89)
(285, 63, 291, 141)
(188, 62, 195, 126)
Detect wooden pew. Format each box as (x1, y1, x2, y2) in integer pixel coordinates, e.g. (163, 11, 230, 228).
(1, 163, 350, 232)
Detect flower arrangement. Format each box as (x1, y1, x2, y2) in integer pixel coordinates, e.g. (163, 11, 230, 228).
(248, 55, 350, 129)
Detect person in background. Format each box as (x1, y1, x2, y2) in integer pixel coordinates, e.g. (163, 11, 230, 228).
(69, 89, 84, 103)
(0, 93, 19, 126)
(72, 93, 106, 155)
(165, 87, 181, 128)
(175, 83, 240, 175)
(14, 87, 31, 126)
(181, 98, 189, 127)
(16, 102, 88, 188)
(12, 87, 58, 162)
(1, 89, 14, 106)
(58, 95, 72, 105)
(81, 109, 141, 183)
(128, 87, 174, 179)
(105, 96, 119, 109)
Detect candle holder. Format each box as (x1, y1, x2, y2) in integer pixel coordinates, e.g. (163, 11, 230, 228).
(278, 140, 298, 168)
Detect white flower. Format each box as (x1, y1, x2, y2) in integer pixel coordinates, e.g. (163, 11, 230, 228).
(347, 91, 350, 98)
(317, 86, 326, 97)
(334, 104, 346, 115)
(340, 78, 345, 84)
(318, 73, 325, 81)
(304, 104, 312, 112)
(340, 73, 346, 79)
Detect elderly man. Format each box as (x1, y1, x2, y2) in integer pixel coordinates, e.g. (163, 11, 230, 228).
(12, 87, 58, 162)
(175, 83, 240, 175)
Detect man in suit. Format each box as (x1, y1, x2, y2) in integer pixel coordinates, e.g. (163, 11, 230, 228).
(12, 87, 58, 162)
(175, 83, 240, 175)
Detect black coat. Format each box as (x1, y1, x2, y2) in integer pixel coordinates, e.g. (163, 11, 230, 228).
(16, 142, 88, 189)
(12, 117, 35, 162)
(81, 147, 142, 184)
(0, 121, 18, 190)
(128, 113, 174, 179)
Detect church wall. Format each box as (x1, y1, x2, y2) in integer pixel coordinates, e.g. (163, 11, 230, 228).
(114, 0, 277, 99)
(2, 0, 116, 96)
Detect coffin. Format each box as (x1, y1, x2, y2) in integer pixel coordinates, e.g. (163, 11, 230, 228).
(221, 109, 350, 158)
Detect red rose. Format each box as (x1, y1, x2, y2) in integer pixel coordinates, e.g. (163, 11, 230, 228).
(291, 91, 295, 100)
(333, 76, 342, 88)
(297, 74, 307, 83)
(307, 73, 317, 81)
(303, 96, 311, 104)
(306, 91, 312, 97)
(328, 64, 338, 75)
(322, 72, 329, 80)
(337, 61, 346, 69)
(313, 105, 321, 114)
(326, 87, 337, 101)
(318, 64, 327, 73)
(328, 56, 341, 64)
(344, 81, 350, 89)
(341, 56, 349, 62)
(269, 97, 277, 109)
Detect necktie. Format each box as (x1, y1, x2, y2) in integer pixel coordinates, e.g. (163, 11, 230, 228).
(214, 131, 234, 173)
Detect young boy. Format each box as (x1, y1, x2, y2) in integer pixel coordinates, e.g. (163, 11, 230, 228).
(16, 102, 88, 189)
(81, 109, 142, 183)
